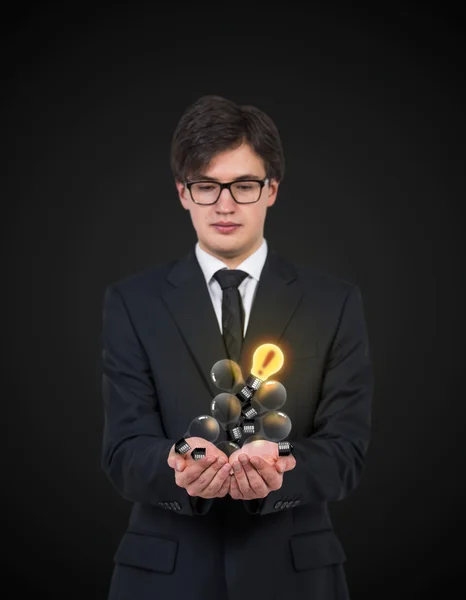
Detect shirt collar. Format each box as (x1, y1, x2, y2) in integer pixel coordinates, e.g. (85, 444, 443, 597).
(195, 238, 268, 285)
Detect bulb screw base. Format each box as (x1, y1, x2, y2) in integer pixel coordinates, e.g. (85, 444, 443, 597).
(226, 426, 243, 442)
(191, 447, 206, 460)
(175, 438, 191, 454)
(236, 386, 253, 402)
(245, 375, 263, 390)
(241, 402, 258, 419)
(242, 419, 256, 434)
(278, 441, 294, 456)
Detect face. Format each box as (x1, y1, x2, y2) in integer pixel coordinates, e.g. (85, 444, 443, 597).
(176, 143, 279, 268)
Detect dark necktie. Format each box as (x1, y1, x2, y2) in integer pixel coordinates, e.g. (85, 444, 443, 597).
(212, 268, 249, 363)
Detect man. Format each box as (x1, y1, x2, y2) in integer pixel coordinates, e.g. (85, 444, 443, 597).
(101, 95, 373, 600)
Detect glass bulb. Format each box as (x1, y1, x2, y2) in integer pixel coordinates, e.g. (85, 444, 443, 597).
(211, 359, 244, 392)
(184, 415, 220, 443)
(241, 436, 278, 463)
(216, 440, 241, 457)
(250, 380, 287, 414)
(210, 393, 242, 428)
(242, 433, 267, 446)
(250, 343, 284, 381)
(258, 410, 292, 442)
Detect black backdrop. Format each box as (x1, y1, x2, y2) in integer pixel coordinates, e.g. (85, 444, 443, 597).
(4, 4, 465, 598)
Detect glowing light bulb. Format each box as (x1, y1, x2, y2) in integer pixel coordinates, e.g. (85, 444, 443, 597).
(251, 343, 284, 381)
(235, 343, 285, 408)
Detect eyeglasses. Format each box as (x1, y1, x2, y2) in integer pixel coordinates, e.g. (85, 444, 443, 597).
(185, 178, 269, 205)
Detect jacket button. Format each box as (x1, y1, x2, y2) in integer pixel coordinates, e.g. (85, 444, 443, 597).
(291, 500, 300, 507)
(174, 502, 181, 510)
(274, 501, 283, 510)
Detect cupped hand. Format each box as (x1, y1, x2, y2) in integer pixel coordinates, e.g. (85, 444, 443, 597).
(228, 439, 297, 501)
(167, 437, 231, 499)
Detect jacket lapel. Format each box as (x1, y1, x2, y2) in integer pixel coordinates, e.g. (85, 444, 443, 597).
(239, 246, 304, 380)
(162, 249, 226, 398)
(162, 246, 304, 398)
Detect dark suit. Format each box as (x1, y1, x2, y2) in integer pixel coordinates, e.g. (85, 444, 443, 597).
(101, 244, 373, 600)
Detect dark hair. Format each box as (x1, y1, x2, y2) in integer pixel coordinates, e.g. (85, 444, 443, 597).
(170, 95, 285, 183)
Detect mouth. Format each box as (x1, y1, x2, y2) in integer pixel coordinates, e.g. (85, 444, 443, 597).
(211, 222, 241, 234)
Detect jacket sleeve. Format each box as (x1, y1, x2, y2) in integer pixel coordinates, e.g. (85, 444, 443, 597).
(100, 284, 214, 516)
(243, 284, 373, 516)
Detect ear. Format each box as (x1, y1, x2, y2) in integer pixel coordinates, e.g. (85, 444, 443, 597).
(266, 178, 279, 208)
(175, 180, 190, 210)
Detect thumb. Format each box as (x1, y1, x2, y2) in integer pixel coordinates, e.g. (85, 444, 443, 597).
(276, 459, 287, 473)
(167, 444, 186, 470)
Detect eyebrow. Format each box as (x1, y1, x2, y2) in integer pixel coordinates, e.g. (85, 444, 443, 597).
(191, 173, 265, 181)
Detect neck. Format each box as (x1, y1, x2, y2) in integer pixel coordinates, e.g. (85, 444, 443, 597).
(199, 238, 263, 269)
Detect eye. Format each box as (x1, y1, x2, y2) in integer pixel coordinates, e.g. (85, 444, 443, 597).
(193, 183, 217, 192)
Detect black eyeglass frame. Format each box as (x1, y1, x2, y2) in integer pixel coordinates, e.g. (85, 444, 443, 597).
(185, 178, 269, 205)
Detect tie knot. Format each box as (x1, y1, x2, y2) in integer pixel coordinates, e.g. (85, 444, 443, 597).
(213, 269, 249, 290)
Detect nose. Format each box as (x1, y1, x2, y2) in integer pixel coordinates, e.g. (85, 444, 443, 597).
(215, 187, 237, 212)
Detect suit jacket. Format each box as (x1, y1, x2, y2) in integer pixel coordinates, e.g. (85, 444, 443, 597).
(100, 244, 373, 600)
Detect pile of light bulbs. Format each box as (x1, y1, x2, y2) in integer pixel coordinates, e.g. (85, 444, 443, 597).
(175, 343, 293, 459)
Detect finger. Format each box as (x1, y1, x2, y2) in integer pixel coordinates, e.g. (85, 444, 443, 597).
(239, 455, 269, 497)
(167, 447, 182, 469)
(177, 455, 216, 487)
(186, 456, 229, 496)
(275, 459, 286, 473)
(201, 462, 232, 497)
(232, 455, 251, 497)
(215, 472, 231, 498)
(175, 457, 188, 472)
(249, 456, 283, 491)
(276, 456, 296, 473)
(168, 454, 187, 472)
(229, 474, 242, 500)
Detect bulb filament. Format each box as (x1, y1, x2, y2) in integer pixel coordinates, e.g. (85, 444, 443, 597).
(258, 349, 275, 376)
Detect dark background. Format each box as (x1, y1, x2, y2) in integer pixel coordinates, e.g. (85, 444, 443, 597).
(4, 3, 465, 598)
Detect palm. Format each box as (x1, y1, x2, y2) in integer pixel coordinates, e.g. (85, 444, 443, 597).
(229, 439, 278, 466)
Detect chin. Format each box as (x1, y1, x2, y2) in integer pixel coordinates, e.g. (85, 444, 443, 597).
(213, 246, 241, 258)
(204, 241, 243, 259)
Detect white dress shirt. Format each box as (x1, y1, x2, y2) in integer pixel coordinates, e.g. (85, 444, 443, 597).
(195, 238, 268, 336)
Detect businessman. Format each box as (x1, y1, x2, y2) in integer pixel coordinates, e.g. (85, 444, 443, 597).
(101, 95, 373, 599)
